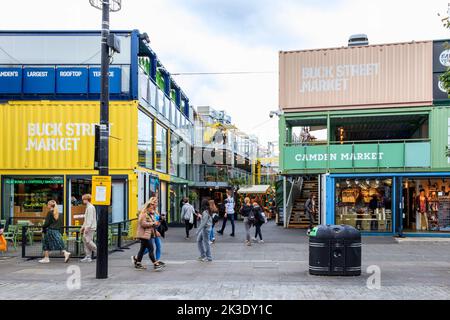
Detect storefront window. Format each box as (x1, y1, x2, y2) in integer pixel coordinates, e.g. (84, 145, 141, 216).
(335, 178, 393, 232)
(69, 178, 91, 226)
(402, 178, 450, 232)
(179, 141, 188, 180)
(155, 123, 168, 173)
(138, 111, 153, 169)
(170, 133, 179, 177)
(2, 177, 64, 224)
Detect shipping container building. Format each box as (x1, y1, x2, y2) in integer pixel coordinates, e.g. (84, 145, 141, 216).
(278, 39, 450, 237)
(0, 30, 195, 227)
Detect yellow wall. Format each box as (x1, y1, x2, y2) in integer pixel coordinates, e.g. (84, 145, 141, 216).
(0, 101, 138, 171)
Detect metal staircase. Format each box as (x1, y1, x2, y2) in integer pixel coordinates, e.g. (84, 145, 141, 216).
(288, 177, 319, 229)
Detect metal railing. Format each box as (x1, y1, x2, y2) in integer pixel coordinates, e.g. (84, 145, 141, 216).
(285, 138, 431, 147)
(19, 219, 137, 260)
(285, 177, 303, 228)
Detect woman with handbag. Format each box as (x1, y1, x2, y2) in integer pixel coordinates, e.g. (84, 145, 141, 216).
(132, 197, 164, 271)
(39, 200, 71, 264)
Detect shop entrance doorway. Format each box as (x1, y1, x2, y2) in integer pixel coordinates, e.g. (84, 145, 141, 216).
(402, 178, 450, 233)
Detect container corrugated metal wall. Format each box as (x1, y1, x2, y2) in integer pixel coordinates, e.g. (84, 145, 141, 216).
(0, 101, 138, 170)
(280, 41, 433, 112)
(430, 107, 450, 169)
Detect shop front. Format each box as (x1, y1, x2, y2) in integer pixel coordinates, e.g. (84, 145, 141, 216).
(326, 173, 450, 236)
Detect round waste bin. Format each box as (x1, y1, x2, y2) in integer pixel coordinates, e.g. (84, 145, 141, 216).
(308, 225, 361, 276)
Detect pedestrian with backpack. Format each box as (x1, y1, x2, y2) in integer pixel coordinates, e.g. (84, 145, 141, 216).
(252, 201, 266, 244)
(240, 197, 255, 246)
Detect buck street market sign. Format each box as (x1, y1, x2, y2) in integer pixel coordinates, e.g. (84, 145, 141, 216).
(283, 143, 431, 170)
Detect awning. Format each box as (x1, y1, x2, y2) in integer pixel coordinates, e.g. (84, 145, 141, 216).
(238, 185, 272, 194)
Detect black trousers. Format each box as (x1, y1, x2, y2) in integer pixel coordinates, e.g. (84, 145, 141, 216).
(185, 219, 191, 238)
(220, 214, 235, 235)
(136, 238, 156, 264)
(254, 223, 263, 240)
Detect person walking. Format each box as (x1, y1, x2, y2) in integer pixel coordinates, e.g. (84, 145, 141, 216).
(252, 201, 265, 243)
(305, 194, 317, 233)
(79, 194, 97, 263)
(240, 197, 255, 246)
(197, 199, 213, 262)
(39, 200, 71, 264)
(132, 197, 164, 271)
(150, 201, 166, 267)
(181, 198, 195, 240)
(218, 189, 235, 237)
(208, 200, 219, 244)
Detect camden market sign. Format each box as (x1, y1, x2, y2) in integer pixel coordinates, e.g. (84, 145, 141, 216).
(283, 142, 431, 170)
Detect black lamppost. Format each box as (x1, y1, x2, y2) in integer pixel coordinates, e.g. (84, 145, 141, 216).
(89, 0, 122, 280)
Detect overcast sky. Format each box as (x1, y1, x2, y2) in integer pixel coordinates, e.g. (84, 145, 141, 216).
(2, 0, 450, 146)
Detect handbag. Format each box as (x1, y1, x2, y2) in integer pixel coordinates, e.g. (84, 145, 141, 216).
(0, 234, 7, 252)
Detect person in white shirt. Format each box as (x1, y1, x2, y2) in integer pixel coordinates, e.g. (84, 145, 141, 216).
(80, 194, 97, 263)
(218, 189, 236, 237)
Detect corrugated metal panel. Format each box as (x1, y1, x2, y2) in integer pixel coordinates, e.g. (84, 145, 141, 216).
(0, 101, 138, 170)
(430, 107, 450, 169)
(280, 41, 434, 111)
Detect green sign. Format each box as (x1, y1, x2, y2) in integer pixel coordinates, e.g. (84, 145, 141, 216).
(284, 142, 430, 170)
(5, 178, 64, 185)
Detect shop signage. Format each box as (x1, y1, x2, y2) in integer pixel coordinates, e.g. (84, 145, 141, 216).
(283, 142, 431, 170)
(433, 40, 450, 102)
(25, 122, 98, 152)
(23, 67, 56, 94)
(5, 178, 64, 184)
(89, 67, 122, 94)
(0, 67, 22, 93)
(56, 67, 88, 93)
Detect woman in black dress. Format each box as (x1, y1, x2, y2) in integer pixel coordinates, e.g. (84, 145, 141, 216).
(39, 200, 71, 264)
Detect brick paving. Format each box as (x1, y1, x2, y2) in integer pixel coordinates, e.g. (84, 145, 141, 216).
(0, 221, 449, 300)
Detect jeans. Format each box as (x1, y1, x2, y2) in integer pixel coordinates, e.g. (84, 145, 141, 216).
(220, 213, 235, 235)
(209, 225, 215, 241)
(137, 238, 156, 264)
(254, 223, 263, 240)
(83, 229, 97, 257)
(244, 218, 252, 242)
(197, 228, 212, 261)
(152, 237, 162, 261)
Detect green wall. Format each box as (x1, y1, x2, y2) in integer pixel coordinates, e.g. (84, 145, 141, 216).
(430, 106, 450, 169)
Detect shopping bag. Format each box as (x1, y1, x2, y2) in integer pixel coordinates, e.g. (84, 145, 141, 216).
(0, 234, 7, 252)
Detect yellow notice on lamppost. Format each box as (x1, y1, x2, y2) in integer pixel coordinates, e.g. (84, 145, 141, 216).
(91, 176, 112, 206)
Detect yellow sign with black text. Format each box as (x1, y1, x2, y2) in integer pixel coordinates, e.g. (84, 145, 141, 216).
(92, 176, 112, 206)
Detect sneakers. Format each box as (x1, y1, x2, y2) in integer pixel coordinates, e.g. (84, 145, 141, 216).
(80, 256, 92, 263)
(135, 263, 146, 270)
(38, 258, 50, 264)
(252, 237, 257, 242)
(258, 240, 265, 244)
(63, 251, 71, 263)
(157, 261, 166, 266)
(245, 240, 252, 246)
(230, 233, 235, 237)
(154, 263, 165, 270)
(197, 256, 206, 262)
(217, 231, 223, 235)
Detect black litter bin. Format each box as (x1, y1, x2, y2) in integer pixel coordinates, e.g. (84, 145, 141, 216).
(308, 225, 361, 276)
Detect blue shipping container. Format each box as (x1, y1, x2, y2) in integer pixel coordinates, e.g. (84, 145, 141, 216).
(89, 67, 122, 94)
(56, 67, 89, 94)
(23, 67, 56, 94)
(0, 67, 22, 93)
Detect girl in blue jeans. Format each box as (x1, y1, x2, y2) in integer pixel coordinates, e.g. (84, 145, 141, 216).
(144, 206, 165, 266)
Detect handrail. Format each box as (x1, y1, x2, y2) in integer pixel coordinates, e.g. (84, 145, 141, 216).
(285, 138, 431, 147)
(285, 177, 303, 228)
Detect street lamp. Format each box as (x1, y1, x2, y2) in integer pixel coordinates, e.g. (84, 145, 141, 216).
(89, 0, 122, 280)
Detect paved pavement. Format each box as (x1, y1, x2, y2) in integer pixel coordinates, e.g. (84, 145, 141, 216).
(1, 221, 450, 300)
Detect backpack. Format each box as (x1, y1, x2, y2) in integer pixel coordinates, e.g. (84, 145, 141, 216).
(247, 208, 256, 224)
(212, 213, 220, 224)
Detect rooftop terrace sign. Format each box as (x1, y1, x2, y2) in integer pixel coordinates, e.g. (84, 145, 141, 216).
(283, 142, 431, 171)
(279, 41, 434, 111)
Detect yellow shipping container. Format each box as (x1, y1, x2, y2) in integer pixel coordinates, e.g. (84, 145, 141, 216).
(0, 101, 138, 170)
